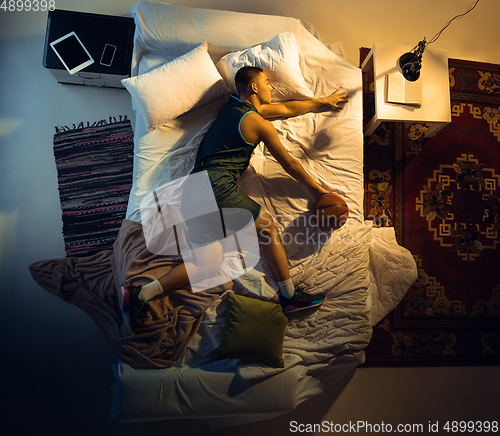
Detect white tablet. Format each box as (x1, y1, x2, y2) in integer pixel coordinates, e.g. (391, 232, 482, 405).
(50, 31, 94, 75)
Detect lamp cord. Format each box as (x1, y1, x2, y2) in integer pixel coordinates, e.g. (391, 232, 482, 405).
(427, 0, 480, 45)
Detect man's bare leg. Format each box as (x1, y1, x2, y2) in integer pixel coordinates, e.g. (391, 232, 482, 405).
(140, 241, 224, 299)
(157, 262, 189, 293)
(254, 209, 327, 311)
(254, 209, 292, 283)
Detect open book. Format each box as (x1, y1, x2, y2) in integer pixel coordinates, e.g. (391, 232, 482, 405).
(386, 72, 422, 106)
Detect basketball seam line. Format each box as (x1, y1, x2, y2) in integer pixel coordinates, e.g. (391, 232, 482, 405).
(315, 204, 345, 210)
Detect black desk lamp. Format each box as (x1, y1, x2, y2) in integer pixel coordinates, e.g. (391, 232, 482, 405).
(399, 39, 427, 82)
(398, 0, 480, 81)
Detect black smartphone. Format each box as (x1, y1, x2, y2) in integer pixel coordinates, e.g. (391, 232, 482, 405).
(100, 44, 117, 67)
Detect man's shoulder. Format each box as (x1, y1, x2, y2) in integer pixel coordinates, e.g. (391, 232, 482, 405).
(240, 110, 265, 125)
(227, 95, 259, 112)
(240, 111, 274, 143)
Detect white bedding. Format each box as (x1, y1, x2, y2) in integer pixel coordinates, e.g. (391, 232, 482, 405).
(112, 1, 417, 425)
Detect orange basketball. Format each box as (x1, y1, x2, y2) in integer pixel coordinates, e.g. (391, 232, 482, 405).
(314, 193, 349, 230)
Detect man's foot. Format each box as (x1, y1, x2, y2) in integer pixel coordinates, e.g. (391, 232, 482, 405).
(120, 285, 151, 335)
(280, 286, 326, 314)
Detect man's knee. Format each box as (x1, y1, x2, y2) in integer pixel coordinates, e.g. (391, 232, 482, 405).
(255, 210, 276, 233)
(192, 242, 224, 280)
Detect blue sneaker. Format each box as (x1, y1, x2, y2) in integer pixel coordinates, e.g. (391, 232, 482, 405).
(280, 286, 326, 314)
(119, 285, 150, 335)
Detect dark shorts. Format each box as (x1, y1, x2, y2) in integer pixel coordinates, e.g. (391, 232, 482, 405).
(182, 170, 261, 246)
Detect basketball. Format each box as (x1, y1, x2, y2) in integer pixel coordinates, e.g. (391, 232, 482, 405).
(313, 193, 349, 230)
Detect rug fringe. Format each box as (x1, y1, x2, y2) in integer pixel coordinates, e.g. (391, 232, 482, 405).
(55, 115, 129, 134)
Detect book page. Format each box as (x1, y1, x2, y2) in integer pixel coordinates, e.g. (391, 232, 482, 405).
(386, 72, 422, 105)
(386, 73, 405, 104)
(404, 80, 422, 105)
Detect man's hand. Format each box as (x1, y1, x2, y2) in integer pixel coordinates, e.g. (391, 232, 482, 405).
(259, 88, 349, 119)
(318, 88, 349, 111)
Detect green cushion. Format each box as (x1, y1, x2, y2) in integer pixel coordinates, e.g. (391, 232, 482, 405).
(215, 291, 288, 367)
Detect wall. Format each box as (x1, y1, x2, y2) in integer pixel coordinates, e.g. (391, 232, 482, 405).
(2, 0, 498, 66)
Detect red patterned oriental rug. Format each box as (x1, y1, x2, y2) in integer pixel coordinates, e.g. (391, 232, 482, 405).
(360, 49, 500, 365)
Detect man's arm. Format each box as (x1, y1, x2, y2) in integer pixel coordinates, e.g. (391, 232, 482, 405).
(258, 88, 349, 119)
(243, 114, 328, 197)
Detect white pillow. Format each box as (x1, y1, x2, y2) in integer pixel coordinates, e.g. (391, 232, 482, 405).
(122, 42, 229, 132)
(216, 33, 313, 102)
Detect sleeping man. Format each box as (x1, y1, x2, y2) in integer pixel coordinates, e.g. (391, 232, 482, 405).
(121, 66, 348, 334)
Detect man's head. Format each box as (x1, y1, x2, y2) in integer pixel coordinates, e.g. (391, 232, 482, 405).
(235, 66, 272, 104)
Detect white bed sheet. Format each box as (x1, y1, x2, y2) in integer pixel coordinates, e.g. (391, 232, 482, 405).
(113, 1, 417, 425)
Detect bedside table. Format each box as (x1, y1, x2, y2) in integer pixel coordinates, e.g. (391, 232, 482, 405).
(361, 43, 451, 137)
(43, 9, 134, 88)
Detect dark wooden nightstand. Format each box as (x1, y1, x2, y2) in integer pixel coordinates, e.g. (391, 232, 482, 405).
(43, 9, 134, 88)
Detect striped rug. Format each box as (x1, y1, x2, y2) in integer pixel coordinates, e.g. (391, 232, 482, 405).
(53, 116, 134, 257)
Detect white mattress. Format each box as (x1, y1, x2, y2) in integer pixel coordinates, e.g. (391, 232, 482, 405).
(112, 1, 417, 426)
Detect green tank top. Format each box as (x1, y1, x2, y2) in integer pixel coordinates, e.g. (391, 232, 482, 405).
(192, 95, 259, 177)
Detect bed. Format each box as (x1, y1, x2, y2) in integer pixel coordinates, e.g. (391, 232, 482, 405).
(29, 0, 417, 427)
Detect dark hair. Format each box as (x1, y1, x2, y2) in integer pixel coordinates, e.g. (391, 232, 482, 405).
(234, 66, 264, 96)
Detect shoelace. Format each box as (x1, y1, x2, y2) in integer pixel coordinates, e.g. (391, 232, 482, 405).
(138, 299, 150, 311)
(293, 292, 318, 304)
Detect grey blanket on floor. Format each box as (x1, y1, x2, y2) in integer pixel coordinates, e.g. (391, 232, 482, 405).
(29, 219, 229, 369)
